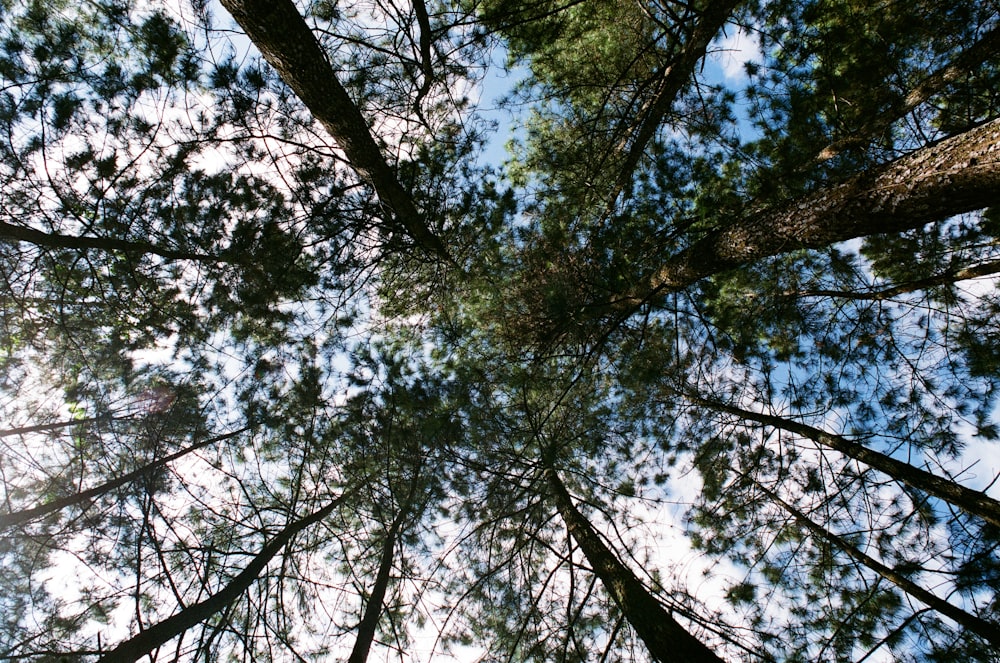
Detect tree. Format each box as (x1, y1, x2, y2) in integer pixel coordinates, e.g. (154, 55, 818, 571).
(2, 0, 999, 661)
(95, 486, 357, 663)
(546, 465, 725, 663)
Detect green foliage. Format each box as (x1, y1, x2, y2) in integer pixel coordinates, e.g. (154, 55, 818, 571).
(2, 0, 1000, 661)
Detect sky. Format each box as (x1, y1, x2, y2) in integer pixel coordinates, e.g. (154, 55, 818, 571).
(5, 2, 999, 661)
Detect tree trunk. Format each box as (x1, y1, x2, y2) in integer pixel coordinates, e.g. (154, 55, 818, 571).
(682, 391, 1000, 528)
(217, 0, 448, 260)
(347, 507, 408, 663)
(609, 0, 742, 201)
(640, 117, 1000, 299)
(0, 428, 249, 531)
(546, 467, 725, 663)
(96, 488, 354, 663)
(760, 483, 1000, 649)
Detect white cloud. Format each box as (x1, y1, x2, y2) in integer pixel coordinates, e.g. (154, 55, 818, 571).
(710, 28, 762, 83)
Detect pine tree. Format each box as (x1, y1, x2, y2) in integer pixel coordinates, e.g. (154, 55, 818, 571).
(2, 0, 999, 660)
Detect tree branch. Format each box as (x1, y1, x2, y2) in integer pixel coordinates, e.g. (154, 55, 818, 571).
(0, 220, 221, 263)
(813, 23, 1000, 164)
(644, 117, 1000, 298)
(0, 427, 250, 531)
(681, 391, 1000, 528)
(759, 482, 1000, 650)
(97, 486, 356, 663)
(784, 257, 1000, 300)
(609, 0, 743, 203)
(218, 0, 449, 260)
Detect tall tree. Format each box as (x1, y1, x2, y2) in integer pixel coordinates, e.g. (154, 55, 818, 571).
(2, 0, 999, 660)
(546, 466, 725, 663)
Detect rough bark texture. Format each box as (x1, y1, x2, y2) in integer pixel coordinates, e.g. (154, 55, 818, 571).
(646, 117, 1000, 296)
(762, 484, 1000, 649)
(218, 0, 448, 259)
(684, 393, 1000, 528)
(546, 468, 725, 663)
(97, 490, 352, 663)
(0, 428, 248, 530)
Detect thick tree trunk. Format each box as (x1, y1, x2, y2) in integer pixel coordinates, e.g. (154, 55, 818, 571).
(546, 468, 725, 663)
(217, 0, 448, 260)
(96, 488, 354, 663)
(0, 428, 249, 531)
(643, 117, 1000, 298)
(682, 392, 1000, 528)
(761, 483, 1000, 650)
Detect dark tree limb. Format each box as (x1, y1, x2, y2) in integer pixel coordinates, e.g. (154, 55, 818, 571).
(346, 506, 408, 663)
(545, 467, 726, 663)
(218, 0, 449, 260)
(0, 414, 118, 439)
(784, 257, 1000, 301)
(813, 24, 1000, 164)
(412, 0, 436, 114)
(681, 391, 1000, 528)
(96, 487, 356, 663)
(610, 0, 743, 203)
(0, 220, 221, 263)
(0, 427, 250, 531)
(759, 482, 1000, 650)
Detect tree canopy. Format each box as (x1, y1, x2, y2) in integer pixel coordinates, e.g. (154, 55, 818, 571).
(1, 0, 999, 661)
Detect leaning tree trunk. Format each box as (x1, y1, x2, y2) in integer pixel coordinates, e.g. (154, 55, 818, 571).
(546, 467, 725, 663)
(681, 391, 1000, 528)
(0, 427, 249, 531)
(96, 487, 355, 663)
(0, 220, 222, 263)
(638, 116, 1000, 301)
(607, 0, 742, 204)
(760, 483, 1000, 650)
(217, 0, 448, 259)
(346, 506, 408, 663)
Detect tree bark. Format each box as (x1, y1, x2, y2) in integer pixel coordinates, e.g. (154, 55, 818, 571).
(682, 392, 1000, 528)
(545, 467, 725, 663)
(641, 117, 1000, 299)
(760, 483, 1000, 650)
(0, 220, 220, 263)
(217, 0, 448, 260)
(0, 428, 249, 531)
(96, 488, 354, 663)
(347, 507, 407, 663)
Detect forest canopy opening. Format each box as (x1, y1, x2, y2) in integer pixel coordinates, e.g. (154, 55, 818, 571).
(1, 0, 999, 661)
